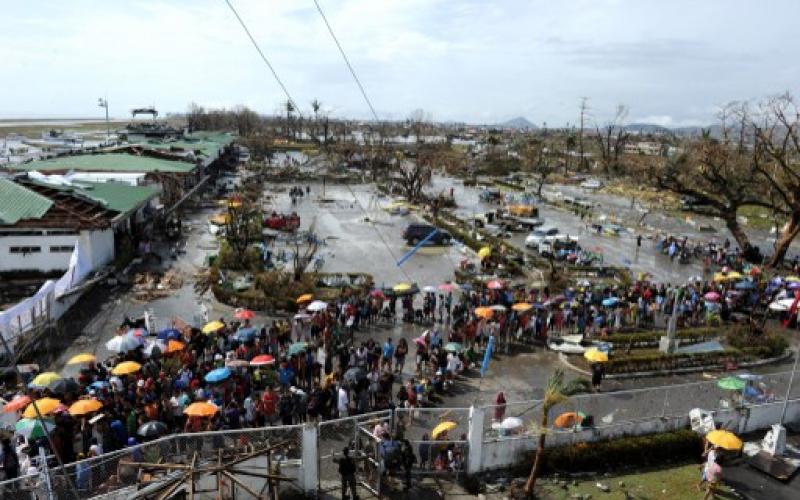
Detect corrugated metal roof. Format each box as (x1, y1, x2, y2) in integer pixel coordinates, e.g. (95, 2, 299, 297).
(24, 179, 160, 217)
(5, 153, 197, 173)
(0, 178, 53, 225)
(71, 181, 160, 215)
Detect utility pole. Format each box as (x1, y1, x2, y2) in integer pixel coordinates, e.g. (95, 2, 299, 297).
(98, 97, 110, 144)
(579, 97, 588, 171)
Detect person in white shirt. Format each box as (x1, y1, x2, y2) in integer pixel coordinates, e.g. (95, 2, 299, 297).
(337, 385, 349, 417)
(243, 395, 256, 425)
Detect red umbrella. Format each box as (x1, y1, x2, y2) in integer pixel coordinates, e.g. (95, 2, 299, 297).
(486, 279, 505, 290)
(3, 395, 31, 413)
(369, 289, 387, 299)
(250, 354, 275, 367)
(235, 309, 256, 320)
(704, 292, 721, 302)
(438, 283, 457, 292)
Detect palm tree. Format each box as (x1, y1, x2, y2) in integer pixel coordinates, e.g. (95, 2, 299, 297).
(311, 99, 321, 142)
(285, 100, 295, 140)
(525, 368, 568, 496)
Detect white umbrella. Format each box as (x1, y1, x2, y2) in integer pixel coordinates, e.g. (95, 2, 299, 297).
(769, 298, 795, 312)
(491, 417, 524, 430)
(106, 335, 140, 353)
(422, 285, 436, 293)
(577, 279, 591, 288)
(489, 304, 507, 312)
(306, 300, 328, 312)
(294, 313, 312, 321)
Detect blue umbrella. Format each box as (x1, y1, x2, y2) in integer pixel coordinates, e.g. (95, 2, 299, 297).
(735, 281, 756, 290)
(234, 327, 257, 342)
(157, 328, 182, 341)
(601, 297, 619, 307)
(88, 381, 110, 391)
(204, 367, 232, 383)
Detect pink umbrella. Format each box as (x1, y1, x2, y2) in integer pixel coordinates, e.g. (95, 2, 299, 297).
(250, 354, 275, 367)
(369, 289, 387, 299)
(704, 292, 721, 302)
(486, 279, 505, 290)
(414, 337, 427, 347)
(438, 283, 457, 292)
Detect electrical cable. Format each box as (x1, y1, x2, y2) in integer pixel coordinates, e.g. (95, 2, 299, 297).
(311, 0, 380, 121)
(223, 0, 302, 117)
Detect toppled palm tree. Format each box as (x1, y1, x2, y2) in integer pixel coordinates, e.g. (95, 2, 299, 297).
(525, 368, 568, 497)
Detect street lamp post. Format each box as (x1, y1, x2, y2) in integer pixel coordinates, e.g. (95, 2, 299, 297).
(98, 97, 109, 144)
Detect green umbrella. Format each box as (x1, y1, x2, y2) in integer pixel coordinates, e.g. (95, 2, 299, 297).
(444, 342, 464, 353)
(717, 377, 746, 391)
(288, 342, 308, 356)
(16, 418, 56, 440)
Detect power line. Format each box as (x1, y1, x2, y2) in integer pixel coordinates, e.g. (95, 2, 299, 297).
(312, 0, 380, 121)
(223, 0, 301, 115)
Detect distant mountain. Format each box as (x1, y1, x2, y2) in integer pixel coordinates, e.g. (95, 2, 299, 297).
(499, 117, 538, 130)
(624, 123, 672, 135)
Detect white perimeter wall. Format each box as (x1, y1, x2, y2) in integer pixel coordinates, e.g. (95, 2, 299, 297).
(0, 228, 114, 273)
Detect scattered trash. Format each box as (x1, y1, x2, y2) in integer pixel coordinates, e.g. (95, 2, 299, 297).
(596, 482, 610, 492)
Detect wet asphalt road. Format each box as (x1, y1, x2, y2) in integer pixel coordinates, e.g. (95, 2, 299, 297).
(51, 178, 799, 415)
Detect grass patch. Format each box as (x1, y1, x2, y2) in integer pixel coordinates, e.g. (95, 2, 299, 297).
(738, 205, 780, 230)
(541, 463, 734, 499)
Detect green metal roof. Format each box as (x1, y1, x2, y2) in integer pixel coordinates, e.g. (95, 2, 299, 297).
(70, 182, 161, 215)
(135, 132, 235, 158)
(0, 178, 53, 225)
(5, 153, 197, 173)
(26, 180, 160, 217)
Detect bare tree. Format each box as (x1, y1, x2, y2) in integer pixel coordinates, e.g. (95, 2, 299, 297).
(656, 106, 767, 258)
(750, 94, 800, 266)
(578, 97, 590, 170)
(224, 198, 262, 265)
(311, 99, 322, 142)
(521, 139, 558, 196)
(594, 104, 630, 175)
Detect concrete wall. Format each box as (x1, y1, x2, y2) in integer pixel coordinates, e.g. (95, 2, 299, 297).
(477, 400, 800, 472)
(0, 228, 114, 273)
(0, 231, 78, 272)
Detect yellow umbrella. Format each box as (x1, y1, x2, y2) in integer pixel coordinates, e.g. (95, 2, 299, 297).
(209, 213, 230, 225)
(296, 293, 313, 304)
(512, 302, 533, 312)
(23, 397, 61, 418)
(184, 401, 219, 418)
(111, 361, 142, 376)
(478, 246, 492, 259)
(202, 321, 225, 334)
(67, 353, 97, 365)
(393, 283, 413, 293)
(706, 429, 743, 450)
(432, 421, 458, 439)
(474, 307, 494, 320)
(68, 399, 103, 416)
(786, 276, 800, 282)
(31, 372, 61, 387)
(713, 271, 743, 282)
(584, 349, 609, 363)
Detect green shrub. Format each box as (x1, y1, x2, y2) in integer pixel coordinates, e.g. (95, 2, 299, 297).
(562, 378, 592, 396)
(540, 429, 703, 474)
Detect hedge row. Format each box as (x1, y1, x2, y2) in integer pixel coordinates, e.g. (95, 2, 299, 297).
(607, 327, 720, 348)
(538, 429, 703, 474)
(605, 346, 780, 374)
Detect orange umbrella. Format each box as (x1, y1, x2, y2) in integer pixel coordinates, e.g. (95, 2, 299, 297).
(3, 395, 31, 413)
(474, 307, 494, 320)
(23, 397, 61, 419)
(165, 340, 186, 354)
(184, 402, 219, 418)
(553, 412, 583, 429)
(68, 399, 103, 416)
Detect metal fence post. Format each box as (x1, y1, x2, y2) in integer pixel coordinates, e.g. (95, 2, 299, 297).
(466, 405, 485, 474)
(302, 423, 319, 493)
(39, 446, 54, 500)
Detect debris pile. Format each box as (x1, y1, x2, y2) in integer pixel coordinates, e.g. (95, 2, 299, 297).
(132, 270, 183, 301)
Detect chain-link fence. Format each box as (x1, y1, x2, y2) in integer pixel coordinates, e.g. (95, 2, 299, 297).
(317, 410, 392, 493)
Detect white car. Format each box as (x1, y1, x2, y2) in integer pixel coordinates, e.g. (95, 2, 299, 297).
(580, 178, 603, 190)
(525, 226, 559, 248)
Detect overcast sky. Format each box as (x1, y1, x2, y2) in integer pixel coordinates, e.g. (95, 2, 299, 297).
(2, 0, 798, 126)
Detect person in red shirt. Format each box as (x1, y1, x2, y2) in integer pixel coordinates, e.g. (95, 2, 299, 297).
(261, 387, 278, 425)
